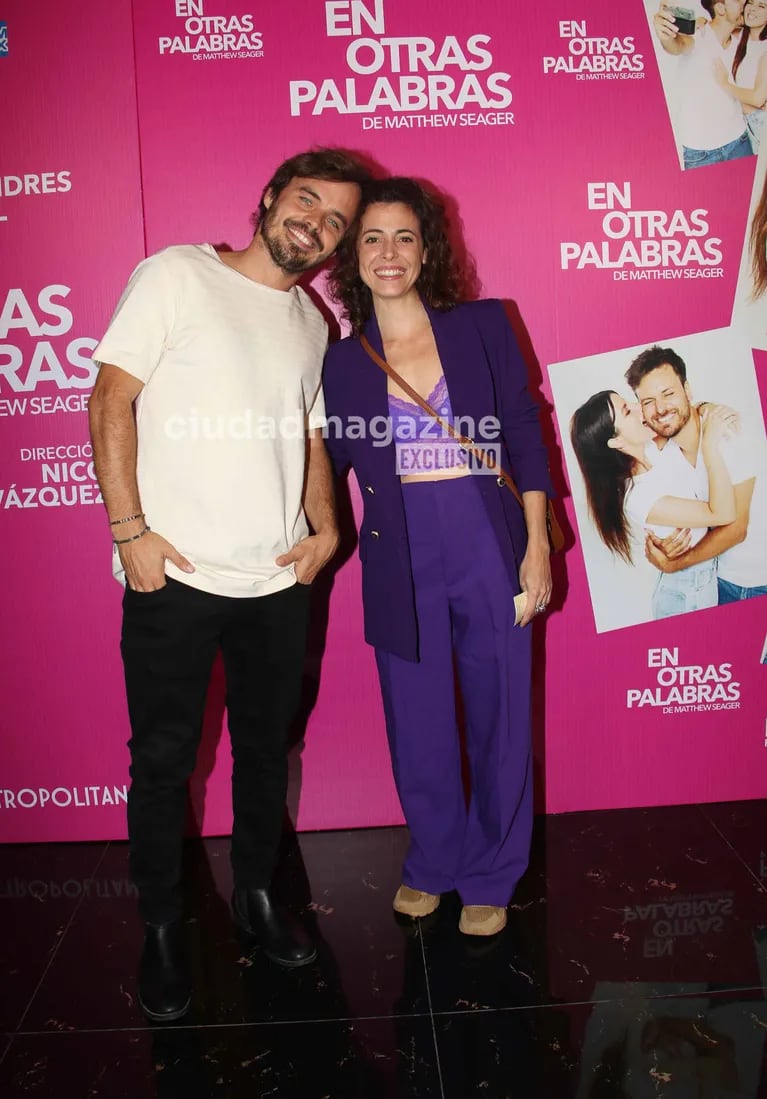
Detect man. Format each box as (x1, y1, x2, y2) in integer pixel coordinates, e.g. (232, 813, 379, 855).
(89, 148, 369, 1022)
(653, 1, 751, 168)
(625, 345, 767, 607)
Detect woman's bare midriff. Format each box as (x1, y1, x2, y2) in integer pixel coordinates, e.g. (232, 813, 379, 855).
(400, 468, 472, 484)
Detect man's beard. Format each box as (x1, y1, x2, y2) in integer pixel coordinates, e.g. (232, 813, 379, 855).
(261, 209, 322, 275)
(648, 403, 692, 438)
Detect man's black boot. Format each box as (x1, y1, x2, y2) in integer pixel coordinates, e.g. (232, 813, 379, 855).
(232, 888, 317, 967)
(137, 920, 192, 1022)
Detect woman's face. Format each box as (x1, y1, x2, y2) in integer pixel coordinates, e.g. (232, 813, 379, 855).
(746, 0, 767, 30)
(356, 202, 426, 302)
(609, 393, 654, 449)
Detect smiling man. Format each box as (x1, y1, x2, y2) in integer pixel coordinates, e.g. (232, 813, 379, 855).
(88, 148, 370, 1022)
(626, 344, 767, 613)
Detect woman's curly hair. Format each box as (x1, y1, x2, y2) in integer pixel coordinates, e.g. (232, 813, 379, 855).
(328, 177, 463, 334)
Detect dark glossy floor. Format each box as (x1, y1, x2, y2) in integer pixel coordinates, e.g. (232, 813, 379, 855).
(1, 800, 765, 1098)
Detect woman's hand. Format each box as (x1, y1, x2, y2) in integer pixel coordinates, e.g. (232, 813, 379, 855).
(699, 402, 740, 438)
(518, 540, 552, 627)
(701, 404, 736, 448)
(648, 526, 691, 560)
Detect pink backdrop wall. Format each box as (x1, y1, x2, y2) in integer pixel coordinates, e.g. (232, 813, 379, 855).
(1, 0, 765, 843)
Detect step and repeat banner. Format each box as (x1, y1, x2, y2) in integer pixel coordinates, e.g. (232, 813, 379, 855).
(1, 0, 765, 842)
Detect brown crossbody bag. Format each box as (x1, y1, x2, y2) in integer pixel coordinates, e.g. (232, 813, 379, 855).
(359, 334, 564, 554)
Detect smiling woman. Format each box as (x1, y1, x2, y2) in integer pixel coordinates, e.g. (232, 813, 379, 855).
(322, 176, 555, 938)
(357, 202, 425, 301)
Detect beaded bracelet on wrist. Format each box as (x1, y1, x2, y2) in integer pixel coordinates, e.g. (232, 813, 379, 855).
(113, 525, 151, 546)
(110, 512, 145, 526)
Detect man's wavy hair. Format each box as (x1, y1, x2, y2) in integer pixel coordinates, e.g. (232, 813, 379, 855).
(252, 148, 372, 229)
(328, 177, 463, 334)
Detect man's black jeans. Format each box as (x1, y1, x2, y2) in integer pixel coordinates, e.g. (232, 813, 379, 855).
(120, 577, 310, 924)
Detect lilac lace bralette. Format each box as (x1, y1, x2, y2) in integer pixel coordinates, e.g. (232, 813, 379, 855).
(387, 375, 467, 473)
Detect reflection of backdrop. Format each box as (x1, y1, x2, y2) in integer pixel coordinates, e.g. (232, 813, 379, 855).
(550, 329, 767, 632)
(3, 0, 767, 840)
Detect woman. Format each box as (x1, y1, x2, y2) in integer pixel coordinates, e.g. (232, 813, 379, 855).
(715, 0, 767, 152)
(570, 391, 735, 619)
(323, 178, 553, 936)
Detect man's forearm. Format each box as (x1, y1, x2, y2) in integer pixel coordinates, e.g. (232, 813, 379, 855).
(660, 477, 754, 572)
(303, 433, 338, 538)
(89, 390, 143, 525)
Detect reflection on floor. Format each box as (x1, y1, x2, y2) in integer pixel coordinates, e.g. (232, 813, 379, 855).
(0, 799, 765, 1097)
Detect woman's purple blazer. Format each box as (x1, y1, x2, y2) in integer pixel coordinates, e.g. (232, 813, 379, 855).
(322, 298, 554, 661)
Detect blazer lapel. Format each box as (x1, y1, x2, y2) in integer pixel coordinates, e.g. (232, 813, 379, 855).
(354, 313, 396, 470)
(426, 302, 490, 426)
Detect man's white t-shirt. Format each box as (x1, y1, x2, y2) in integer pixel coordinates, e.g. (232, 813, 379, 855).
(93, 244, 328, 598)
(678, 23, 746, 151)
(683, 432, 767, 588)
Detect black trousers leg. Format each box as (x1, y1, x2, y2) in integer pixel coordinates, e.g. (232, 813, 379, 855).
(221, 583, 310, 890)
(121, 579, 223, 923)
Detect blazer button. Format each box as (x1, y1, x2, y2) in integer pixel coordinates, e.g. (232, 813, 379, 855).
(496, 476, 506, 487)
(370, 530, 380, 539)
(364, 484, 375, 494)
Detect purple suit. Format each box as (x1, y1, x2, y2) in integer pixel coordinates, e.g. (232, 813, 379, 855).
(323, 299, 553, 661)
(323, 299, 553, 905)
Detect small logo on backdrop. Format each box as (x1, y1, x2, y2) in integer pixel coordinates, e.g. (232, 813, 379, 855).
(158, 0, 263, 61)
(560, 181, 724, 281)
(543, 18, 644, 81)
(626, 646, 741, 715)
(0, 22, 9, 56)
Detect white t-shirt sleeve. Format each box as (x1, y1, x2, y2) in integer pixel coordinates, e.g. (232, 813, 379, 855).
(92, 252, 176, 385)
(307, 381, 327, 430)
(305, 324, 328, 430)
(721, 434, 758, 485)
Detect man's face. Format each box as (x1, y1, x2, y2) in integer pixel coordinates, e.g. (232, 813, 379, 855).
(260, 176, 361, 275)
(635, 363, 693, 438)
(719, 0, 746, 27)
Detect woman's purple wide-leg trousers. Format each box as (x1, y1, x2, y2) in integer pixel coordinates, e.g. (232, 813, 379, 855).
(375, 476, 533, 906)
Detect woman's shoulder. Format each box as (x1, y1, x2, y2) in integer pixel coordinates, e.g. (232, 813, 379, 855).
(452, 297, 504, 316)
(324, 332, 363, 371)
(445, 298, 507, 329)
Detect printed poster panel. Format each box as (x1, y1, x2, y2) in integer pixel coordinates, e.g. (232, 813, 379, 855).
(643, 0, 761, 172)
(549, 327, 767, 633)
